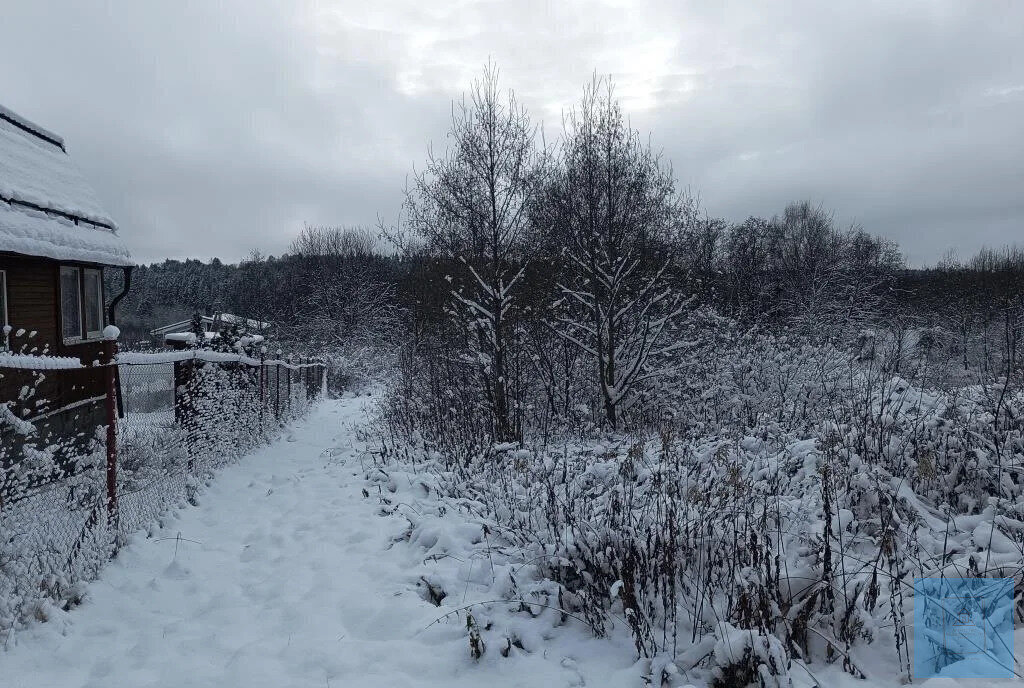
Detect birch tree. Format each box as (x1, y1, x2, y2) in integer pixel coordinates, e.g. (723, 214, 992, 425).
(402, 63, 541, 442)
(536, 77, 687, 429)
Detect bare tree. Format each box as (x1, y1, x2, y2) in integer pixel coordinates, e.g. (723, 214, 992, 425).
(400, 62, 542, 442)
(535, 77, 687, 429)
(281, 262, 400, 359)
(290, 224, 377, 258)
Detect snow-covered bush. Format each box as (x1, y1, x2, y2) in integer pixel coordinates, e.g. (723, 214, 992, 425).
(374, 307, 1024, 685)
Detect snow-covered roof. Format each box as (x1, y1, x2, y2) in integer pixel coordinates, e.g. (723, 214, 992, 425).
(0, 104, 131, 266)
(164, 331, 217, 343)
(162, 331, 265, 346)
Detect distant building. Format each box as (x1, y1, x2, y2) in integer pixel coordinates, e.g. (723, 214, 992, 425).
(150, 313, 272, 350)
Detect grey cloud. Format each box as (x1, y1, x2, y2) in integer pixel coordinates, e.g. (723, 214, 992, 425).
(1, 1, 1021, 265)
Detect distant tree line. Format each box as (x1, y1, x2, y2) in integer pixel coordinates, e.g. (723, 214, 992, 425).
(108, 205, 1021, 376)
(108, 216, 1020, 359)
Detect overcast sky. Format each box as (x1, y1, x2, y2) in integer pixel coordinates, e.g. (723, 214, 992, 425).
(1, 1, 1022, 265)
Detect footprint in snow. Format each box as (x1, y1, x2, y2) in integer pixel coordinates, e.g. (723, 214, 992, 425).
(560, 657, 585, 687)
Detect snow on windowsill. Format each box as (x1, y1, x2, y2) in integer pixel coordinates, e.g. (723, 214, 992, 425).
(63, 334, 104, 346)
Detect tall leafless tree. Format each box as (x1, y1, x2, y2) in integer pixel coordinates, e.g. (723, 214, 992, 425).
(400, 63, 542, 442)
(535, 77, 688, 429)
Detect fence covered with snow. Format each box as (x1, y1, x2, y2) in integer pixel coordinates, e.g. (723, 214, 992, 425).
(0, 350, 326, 637)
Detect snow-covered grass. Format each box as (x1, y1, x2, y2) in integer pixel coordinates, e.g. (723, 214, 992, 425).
(374, 324, 1024, 686)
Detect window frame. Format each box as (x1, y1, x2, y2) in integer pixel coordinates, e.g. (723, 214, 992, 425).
(60, 265, 84, 343)
(60, 265, 107, 344)
(83, 268, 105, 339)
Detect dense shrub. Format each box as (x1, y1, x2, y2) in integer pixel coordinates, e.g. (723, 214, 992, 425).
(374, 313, 1024, 684)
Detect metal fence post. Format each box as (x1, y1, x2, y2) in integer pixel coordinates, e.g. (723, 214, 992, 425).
(259, 349, 266, 426)
(286, 356, 292, 416)
(102, 332, 119, 527)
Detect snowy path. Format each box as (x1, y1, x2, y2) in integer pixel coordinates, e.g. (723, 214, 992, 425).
(3, 397, 638, 688)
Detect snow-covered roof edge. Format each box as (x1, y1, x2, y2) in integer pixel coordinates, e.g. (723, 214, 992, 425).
(0, 104, 65, 151)
(0, 202, 133, 266)
(0, 102, 132, 266)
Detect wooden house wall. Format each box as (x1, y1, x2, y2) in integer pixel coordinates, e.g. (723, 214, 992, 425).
(0, 254, 58, 352)
(1, 253, 109, 420)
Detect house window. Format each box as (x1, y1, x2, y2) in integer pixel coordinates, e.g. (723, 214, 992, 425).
(83, 268, 104, 338)
(60, 266, 83, 340)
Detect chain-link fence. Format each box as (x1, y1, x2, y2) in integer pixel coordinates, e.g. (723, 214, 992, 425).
(0, 349, 325, 638)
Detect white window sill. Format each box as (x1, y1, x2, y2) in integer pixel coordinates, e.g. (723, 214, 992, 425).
(63, 335, 104, 346)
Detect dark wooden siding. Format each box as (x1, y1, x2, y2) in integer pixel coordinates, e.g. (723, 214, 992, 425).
(0, 254, 58, 352)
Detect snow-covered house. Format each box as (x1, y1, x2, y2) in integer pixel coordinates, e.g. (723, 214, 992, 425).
(0, 103, 132, 439)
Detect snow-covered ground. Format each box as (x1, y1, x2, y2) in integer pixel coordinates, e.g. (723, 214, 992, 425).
(4, 395, 1013, 688)
(1, 396, 636, 687)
